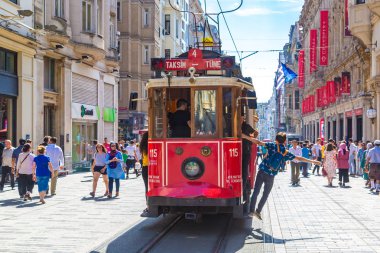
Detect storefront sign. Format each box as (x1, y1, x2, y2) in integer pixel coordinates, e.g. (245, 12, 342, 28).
(344, 0, 352, 36)
(320, 10, 329, 66)
(310, 29, 318, 73)
(345, 108, 363, 117)
(104, 107, 116, 122)
(334, 77, 342, 97)
(320, 118, 325, 141)
(342, 72, 351, 95)
(298, 50, 305, 88)
(72, 103, 99, 120)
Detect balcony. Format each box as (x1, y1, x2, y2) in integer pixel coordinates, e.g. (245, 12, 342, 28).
(368, 0, 380, 17)
(349, 2, 372, 45)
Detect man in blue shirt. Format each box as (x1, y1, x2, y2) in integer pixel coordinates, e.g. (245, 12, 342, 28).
(243, 132, 321, 220)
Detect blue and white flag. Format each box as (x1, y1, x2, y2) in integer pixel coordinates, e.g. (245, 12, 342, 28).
(276, 63, 298, 90)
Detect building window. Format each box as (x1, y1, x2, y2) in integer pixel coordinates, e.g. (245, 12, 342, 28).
(165, 14, 170, 35)
(144, 45, 149, 64)
(288, 95, 293, 109)
(117, 41, 121, 60)
(110, 20, 117, 49)
(176, 19, 179, 39)
(294, 90, 300, 110)
(9, 0, 18, 4)
(117, 0, 121, 21)
(55, 0, 64, 18)
(165, 49, 170, 59)
(0, 49, 17, 75)
(143, 8, 149, 27)
(356, 0, 365, 4)
(97, 0, 102, 35)
(44, 57, 56, 91)
(82, 0, 93, 32)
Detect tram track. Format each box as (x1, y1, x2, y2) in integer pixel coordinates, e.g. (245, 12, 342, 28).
(137, 214, 233, 253)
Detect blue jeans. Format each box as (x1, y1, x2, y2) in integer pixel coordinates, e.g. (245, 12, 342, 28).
(250, 170, 275, 213)
(349, 156, 356, 175)
(108, 177, 120, 194)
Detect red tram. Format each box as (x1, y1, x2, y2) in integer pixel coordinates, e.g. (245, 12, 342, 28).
(146, 49, 257, 218)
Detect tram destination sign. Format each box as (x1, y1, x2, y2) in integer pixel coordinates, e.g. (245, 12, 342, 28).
(151, 49, 235, 72)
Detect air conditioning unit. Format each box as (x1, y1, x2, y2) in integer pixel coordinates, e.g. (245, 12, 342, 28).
(116, 31, 120, 36)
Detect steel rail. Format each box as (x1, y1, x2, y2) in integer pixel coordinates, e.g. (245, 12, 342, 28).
(212, 215, 233, 253)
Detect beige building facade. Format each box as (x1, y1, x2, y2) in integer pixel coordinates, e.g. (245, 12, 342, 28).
(34, 0, 119, 170)
(300, 0, 372, 142)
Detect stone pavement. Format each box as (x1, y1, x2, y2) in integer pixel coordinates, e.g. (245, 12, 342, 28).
(262, 169, 380, 253)
(0, 172, 147, 253)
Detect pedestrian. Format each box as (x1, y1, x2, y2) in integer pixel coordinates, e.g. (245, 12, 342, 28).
(125, 140, 139, 179)
(12, 138, 26, 197)
(323, 143, 337, 187)
(241, 116, 255, 211)
(289, 140, 302, 186)
(33, 146, 54, 204)
(337, 142, 350, 187)
(362, 143, 372, 187)
(106, 142, 124, 198)
(0, 140, 15, 191)
(40, 136, 50, 147)
(16, 144, 35, 201)
(348, 138, 357, 176)
(103, 137, 111, 153)
(90, 144, 109, 197)
(357, 141, 364, 176)
(366, 140, 380, 193)
(312, 138, 322, 175)
(139, 132, 150, 217)
(300, 143, 310, 177)
(245, 132, 321, 220)
(46, 137, 64, 196)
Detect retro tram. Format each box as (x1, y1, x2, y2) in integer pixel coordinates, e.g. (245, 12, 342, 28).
(146, 49, 258, 218)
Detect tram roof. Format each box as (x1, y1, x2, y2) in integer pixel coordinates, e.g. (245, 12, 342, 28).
(146, 76, 254, 90)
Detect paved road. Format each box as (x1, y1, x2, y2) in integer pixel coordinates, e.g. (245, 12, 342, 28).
(0, 169, 379, 253)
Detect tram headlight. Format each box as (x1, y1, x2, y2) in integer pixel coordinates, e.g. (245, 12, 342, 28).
(181, 157, 205, 180)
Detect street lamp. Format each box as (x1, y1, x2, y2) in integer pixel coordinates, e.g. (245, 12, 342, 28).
(367, 106, 377, 124)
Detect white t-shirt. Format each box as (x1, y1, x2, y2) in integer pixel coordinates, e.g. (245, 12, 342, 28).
(125, 145, 136, 160)
(312, 144, 321, 157)
(17, 152, 36, 175)
(349, 143, 357, 157)
(289, 146, 302, 163)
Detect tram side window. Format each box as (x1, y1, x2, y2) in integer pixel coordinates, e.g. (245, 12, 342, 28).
(153, 89, 164, 138)
(223, 88, 233, 137)
(194, 90, 217, 136)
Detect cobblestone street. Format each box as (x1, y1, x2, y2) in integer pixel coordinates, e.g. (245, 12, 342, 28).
(1, 169, 380, 253)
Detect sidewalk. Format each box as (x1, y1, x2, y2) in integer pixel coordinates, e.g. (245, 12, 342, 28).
(0, 173, 147, 253)
(262, 170, 380, 253)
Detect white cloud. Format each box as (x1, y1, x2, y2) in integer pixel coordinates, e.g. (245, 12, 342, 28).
(236, 7, 282, 16)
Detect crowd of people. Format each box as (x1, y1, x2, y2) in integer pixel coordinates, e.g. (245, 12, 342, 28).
(0, 136, 64, 204)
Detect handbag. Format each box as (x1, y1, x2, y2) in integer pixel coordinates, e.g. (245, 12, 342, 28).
(322, 168, 327, 177)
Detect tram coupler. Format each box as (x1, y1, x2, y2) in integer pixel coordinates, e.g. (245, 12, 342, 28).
(185, 212, 202, 223)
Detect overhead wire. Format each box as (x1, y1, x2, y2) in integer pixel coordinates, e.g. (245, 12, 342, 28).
(216, 0, 242, 61)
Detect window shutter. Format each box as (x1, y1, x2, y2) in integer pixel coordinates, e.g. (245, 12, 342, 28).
(104, 83, 114, 107)
(72, 74, 98, 105)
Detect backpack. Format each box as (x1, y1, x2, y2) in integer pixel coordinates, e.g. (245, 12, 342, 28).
(268, 144, 288, 171)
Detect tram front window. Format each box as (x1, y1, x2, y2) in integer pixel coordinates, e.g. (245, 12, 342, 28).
(194, 90, 217, 136)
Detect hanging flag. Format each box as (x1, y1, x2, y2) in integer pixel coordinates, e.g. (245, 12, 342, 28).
(310, 29, 318, 73)
(334, 77, 342, 97)
(298, 50, 305, 88)
(322, 85, 328, 107)
(320, 11, 329, 66)
(310, 94, 315, 112)
(328, 81, 336, 103)
(344, 0, 352, 36)
(342, 72, 351, 95)
(317, 88, 322, 107)
(275, 63, 297, 90)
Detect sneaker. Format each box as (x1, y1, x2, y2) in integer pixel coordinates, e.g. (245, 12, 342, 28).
(253, 211, 262, 220)
(89, 192, 95, 197)
(51, 193, 56, 196)
(23, 195, 28, 201)
(27, 193, 32, 201)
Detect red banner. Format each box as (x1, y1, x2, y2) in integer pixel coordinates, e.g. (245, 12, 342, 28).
(320, 11, 329, 66)
(317, 88, 322, 107)
(310, 95, 315, 112)
(334, 77, 342, 97)
(298, 50, 305, 88)
(344, 0, 352, 36)
(310, 29, 318, 73)
(342, 72, 351, 95)
(322, 85, 329, 107)
(328, 81, 336, 104)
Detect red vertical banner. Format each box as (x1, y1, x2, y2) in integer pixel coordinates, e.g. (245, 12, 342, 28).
(310, 29, 318, 73)
(334, 77, 342, 97)
(298, 50, 305, 88)
(317, 88, 322, 107)
(320, 118, 325, 142)
(302, 100, 305, 114)
(328, 81, 336, 103)
(344, 0, 352, 36)
(320, 10, 329, 66)
(342, 72, 351, 95)
(322, 85, 329, 107)
(310, 94, 315, 112)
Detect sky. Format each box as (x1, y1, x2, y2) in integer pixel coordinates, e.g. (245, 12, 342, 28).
(199, 0, 303, 102)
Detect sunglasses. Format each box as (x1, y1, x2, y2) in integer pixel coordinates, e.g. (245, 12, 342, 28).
(111, 145, 116, 147)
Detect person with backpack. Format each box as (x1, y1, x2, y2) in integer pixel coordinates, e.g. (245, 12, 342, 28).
(244, 132, 321, 220)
